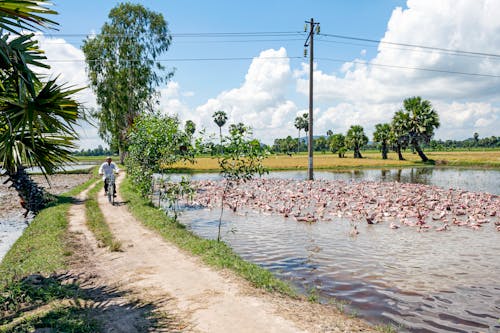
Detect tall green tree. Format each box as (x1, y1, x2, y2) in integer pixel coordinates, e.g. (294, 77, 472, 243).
(0, 0, 82, 215)
(212, 110, 228, 146)
(401, 96, 440, 162)
(328, 133, 346, 158)
(294, 113, 308, 153)
(391, 110, 410, 160)
(127, 113, 194, 196)
(373, 123, 391, 159)
(345, 125, 368, 158)
(82, 3, 173, 163)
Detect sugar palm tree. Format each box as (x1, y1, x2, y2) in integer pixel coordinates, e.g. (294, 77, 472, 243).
(294, 113, 308, 153)
(345, 125, 368, 158)
(373, 123, 391, 159)
(401, 96, 440, 162)
(212, 110, 227, 150)
(391, 110, 410, 160)
(0, 0, 82, 215)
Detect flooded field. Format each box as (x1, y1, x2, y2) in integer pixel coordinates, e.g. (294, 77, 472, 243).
(168, 168, 500, 332)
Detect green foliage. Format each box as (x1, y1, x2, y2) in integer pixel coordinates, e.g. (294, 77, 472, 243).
(127, 113, 194, 196)
(214, 124, 269, 241)
(345, 125, 368, 158)
(294, 113, 308, 153)
(373, 123, 391, 159)
(401, 96, 440, 162)
(158, 176, 196, 220)
(218, 125, 269, 182)
(82, 2, 173, 161)
(0, 1, 83, 215)
(328, 133, 346, 157)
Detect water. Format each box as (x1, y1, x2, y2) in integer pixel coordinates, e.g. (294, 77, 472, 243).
(169, 168, 500, 332)
(0, 220, 26, 262)
(165, 167, 500, 195)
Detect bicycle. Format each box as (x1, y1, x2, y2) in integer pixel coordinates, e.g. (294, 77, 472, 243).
(105, 174, 116, 205)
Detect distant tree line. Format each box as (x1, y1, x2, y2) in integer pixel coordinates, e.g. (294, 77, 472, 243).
(73, 145, 115, 156)
(275, 96, 443, 162)
(272, 96, 499, 161)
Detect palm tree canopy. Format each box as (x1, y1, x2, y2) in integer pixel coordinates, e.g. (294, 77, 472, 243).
(212, 110, 227, 128)
(373, 123, 391, 143)
(345, 125, 368, 147)
(402, 96, 440, 143)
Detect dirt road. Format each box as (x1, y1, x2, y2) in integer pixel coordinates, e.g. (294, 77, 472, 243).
(67, 173, 375, 332)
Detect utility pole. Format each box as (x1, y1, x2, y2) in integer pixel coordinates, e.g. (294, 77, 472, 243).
(304, 18, 319, 180)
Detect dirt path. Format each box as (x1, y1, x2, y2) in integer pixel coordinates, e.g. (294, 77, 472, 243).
(67, 173, 375, 332)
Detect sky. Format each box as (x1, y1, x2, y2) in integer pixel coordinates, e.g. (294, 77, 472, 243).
(33, 0, 500, 149)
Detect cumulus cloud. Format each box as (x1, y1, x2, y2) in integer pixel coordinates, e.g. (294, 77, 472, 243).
(33, 33, 103, 150)
(296, 0, 500, 139)
(194, 47, 298, 141)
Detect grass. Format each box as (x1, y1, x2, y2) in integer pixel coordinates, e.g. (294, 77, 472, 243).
(119, 176, 296, 297)
(0, 176, 100, 331)
(85, 182, 122, 251)
(168, 150, 500, 172)
(0, 177, 98, 285)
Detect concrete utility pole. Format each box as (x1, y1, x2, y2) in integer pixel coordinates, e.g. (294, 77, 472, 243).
(304, 18, 319, 180)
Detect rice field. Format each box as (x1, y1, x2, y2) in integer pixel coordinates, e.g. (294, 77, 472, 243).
(169, 150, 500, 171)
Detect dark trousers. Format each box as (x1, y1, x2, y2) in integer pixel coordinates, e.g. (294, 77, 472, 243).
(104, 178, 116, 194)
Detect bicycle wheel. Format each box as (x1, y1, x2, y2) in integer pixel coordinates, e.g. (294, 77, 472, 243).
(111, 184, 115, 205)
(107, 181, 112, 203)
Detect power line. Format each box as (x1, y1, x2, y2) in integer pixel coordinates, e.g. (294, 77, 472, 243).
(317, 57, 500, 78)
(316, 37, 500, 61)
(320, 33, 500, 59)
(44, 56, 303, 63)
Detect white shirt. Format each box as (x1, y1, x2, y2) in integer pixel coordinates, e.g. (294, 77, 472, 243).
(98, 162, 119, 181)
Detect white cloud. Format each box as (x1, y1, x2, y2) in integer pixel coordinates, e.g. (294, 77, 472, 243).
(194, 47, 298, 141)
(33, 33, 103, 150)
(294, 0, 500, 140)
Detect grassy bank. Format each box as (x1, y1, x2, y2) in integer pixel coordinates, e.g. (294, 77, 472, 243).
(169, 150, 500, 172)
(120, 176, 295, 296)
(0, 176, 100, 332)
(0, 177, 97, 285)
(85, 182, 121, 251)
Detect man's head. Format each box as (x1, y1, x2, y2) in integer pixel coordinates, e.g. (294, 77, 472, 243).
(106, 156, 112, 163)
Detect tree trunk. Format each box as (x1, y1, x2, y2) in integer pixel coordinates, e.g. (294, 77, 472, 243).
(396, 144, 405, 160)
(354, 147, 363, 159)
(6, 168, 53, 217)
(119, 145, 125, 164)
(414, 144, 429, 162)
(381, 143, 388, 160)
(219, 127, 223, 155)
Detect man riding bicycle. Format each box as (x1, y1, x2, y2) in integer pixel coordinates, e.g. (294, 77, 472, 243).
(98, 156, 119, 197)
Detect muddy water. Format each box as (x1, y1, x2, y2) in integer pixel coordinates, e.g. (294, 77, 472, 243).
(179, 207, 500, 332)
(171, 168, 500, 332)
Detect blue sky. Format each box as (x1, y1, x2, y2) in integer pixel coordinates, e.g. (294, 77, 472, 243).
(35, 1, 500, 148)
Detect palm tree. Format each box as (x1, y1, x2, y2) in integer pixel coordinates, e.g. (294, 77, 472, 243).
(401, 96, 440, 162)
(391, 110, 409, 160)
(326, 129, 333, 137)
(345, 125, 368, 158)
(212, 110, 227, 150)
(294, 113, 308, 153)
(0, 1, 82, 215)
(373, 123, 391, 159)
